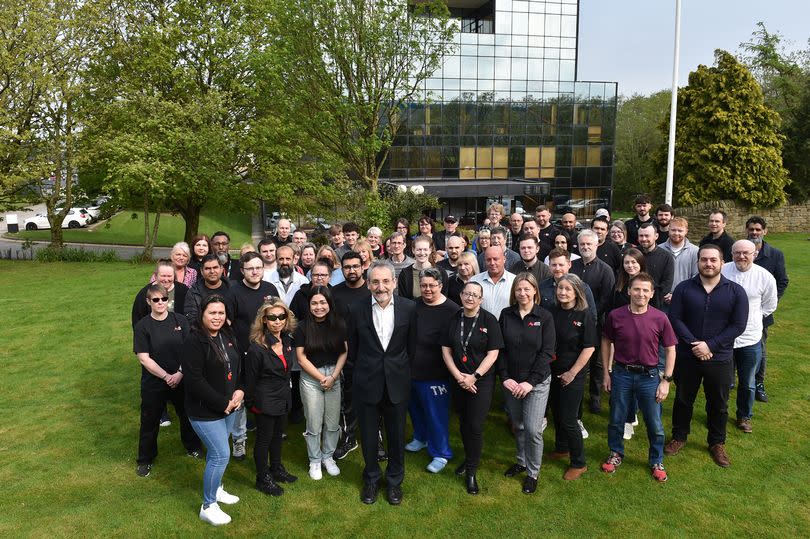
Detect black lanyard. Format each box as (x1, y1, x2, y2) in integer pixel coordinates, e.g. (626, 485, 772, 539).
(218, 334, 233, 381)
(459, 310, 480, 366)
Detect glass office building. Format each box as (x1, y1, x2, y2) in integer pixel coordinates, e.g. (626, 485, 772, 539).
(381, 0, 617, 222)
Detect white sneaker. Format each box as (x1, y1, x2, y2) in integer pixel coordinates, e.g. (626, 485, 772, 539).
(631, 415, 639, 427)
(578, 419, 589, 439)
(199, 502, 231, 526)
(322, 457, 341, 476)
(623, 423, 635, 440)
(309, 462, 323, 480)
(216, 485, 240, 505)
(541, 417, 548, 433)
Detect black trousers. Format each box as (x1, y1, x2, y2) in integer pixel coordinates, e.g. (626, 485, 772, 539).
(355, 385, 407, 486)
(254, 413, 286, 476)
(290, 371, 304, 423)
(672, 357, 734, 447)
(339, 363, 357, 442)
(138, 383, 200, 464)
(549, 372, 586, 468)
(587, 345, 603, 399)
(451, 374, 495, 474)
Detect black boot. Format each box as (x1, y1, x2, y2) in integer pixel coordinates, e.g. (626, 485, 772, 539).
(465, 472, 479, 495)
(271, 463, 298, 483)
(256, 471, 284, 496)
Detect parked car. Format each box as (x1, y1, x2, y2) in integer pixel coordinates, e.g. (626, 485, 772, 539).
(23, 208, 91, 230)
(86, 196, 111, 221)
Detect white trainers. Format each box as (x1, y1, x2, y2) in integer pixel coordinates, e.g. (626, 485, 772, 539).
(216, 485, 240, 505)
(578, 419, 589, 439)
(309, 462, 323, 480)
(322, 457, 341, 476)
(623, 423, 635, 440)
(631, 415, 639, 427)
(199, 502, 231, 526)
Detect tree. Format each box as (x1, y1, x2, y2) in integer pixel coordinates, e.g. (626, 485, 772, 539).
(264, 0, 457, 195)
(0, 0, 97, 246)
(613, 91, 671, 210)
(739, 23, 810, 201)
(660, 50, 789, 207)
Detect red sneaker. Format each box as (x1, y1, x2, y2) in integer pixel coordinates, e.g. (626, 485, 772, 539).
(651, 463, 668, 482)
(600, 452, 623, 474)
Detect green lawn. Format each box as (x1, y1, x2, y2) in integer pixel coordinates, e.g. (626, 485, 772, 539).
(1, 234, 808, 537)
(7, 207, 252, 247)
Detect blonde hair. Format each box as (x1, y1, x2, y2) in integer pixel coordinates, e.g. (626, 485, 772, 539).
(353, 239, 374, 261)
(249, 298, 297, 348)
(509, 272, 541, 306)
(240, 243, 256, 256)
(171, 242, 191, 258)
(457, 251, 479, 275)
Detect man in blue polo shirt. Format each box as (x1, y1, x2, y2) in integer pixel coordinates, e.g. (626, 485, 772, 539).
(664, 244, 748, 468)
(600, 273, 677, 482)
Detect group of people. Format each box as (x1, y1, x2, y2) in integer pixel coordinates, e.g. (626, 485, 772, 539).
(130, 205, 788, 525)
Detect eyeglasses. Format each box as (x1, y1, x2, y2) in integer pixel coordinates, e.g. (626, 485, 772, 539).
(420, 282, 440, 289)
(343, 264, 362, 270)
(461, 292, 481, 299)
(264, 313, 288, 321)
(243, 265, 263, 272)
(150, 297, 169, 303)
(311, 273, 330, 278)
(733, 251, 754, 257)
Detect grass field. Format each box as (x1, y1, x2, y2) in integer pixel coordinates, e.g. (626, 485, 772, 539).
(1, 233, 809, 537)
(7, 207, 252, 247)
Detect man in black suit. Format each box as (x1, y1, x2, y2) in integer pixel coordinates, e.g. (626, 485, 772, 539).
(348, 259, 416, 506)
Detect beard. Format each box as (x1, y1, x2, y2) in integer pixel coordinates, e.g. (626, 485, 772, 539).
(217, 253, 229, 266)
(277, 264, 293, 279)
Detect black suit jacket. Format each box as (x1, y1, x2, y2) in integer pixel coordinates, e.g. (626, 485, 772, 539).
(348, 297, 416, 405)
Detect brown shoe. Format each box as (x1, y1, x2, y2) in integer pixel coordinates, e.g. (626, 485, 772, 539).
(709, 443, 730, 468)
(547, 451, 570, 461)
(736, 418, 753, 433)
(563, 466, 587, 481)
(664, 438, 685, 456)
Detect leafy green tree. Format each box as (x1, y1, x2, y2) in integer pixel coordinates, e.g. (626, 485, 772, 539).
(263, 0, 457, 195)
(613, 91, 671, 210)
(660, 50, 789, 207)
(740, 23, 810, 201)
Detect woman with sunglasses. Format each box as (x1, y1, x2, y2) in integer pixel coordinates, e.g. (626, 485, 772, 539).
(182, 295, 243, 526)
(442, 281, 503, 495)
(245, 298, 298, 497)
(133, 283, 201, 479)
(294, 286, 348, 480)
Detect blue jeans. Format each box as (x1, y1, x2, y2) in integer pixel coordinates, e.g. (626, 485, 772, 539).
(190, 414, 236, 507)
(300, 365, 342, 463)
(608, 365, 665, 466)
(504, 377, 551, 479)
(408, 380, 453, 460)
(735, 342, 763, 420)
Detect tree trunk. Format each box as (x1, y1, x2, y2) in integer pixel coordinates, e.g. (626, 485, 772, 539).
(182, 205, 202, 245)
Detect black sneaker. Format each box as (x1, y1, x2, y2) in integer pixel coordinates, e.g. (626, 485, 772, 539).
(256, 472, 283, 496)
(755, 383, 769, 403)
(271, 464, 298, 483)
(186, 449, 203, 460)
(136, 463, 152, 477)
(334, 438, 358, 460)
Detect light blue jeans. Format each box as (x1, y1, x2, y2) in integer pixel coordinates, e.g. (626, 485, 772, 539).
(504, 376, 551, 479)
(300, 365, 342, 463)
(735, 342, 763, 420)
(190, 413, 236, 507)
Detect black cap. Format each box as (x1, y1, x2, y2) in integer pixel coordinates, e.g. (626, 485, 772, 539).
(444, 215, 458, 223)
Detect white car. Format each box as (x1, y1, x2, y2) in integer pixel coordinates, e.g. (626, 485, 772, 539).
(86, 196, 110, 221)
(23, 208, 91, 230)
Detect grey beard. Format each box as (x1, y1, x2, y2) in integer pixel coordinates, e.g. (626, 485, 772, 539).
(748, 236, 763, 245)
(217, 253, 229, 265)
(278, 264, 293, 279)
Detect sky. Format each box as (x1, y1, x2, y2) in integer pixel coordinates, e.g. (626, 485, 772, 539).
(577, 0, 810, 97)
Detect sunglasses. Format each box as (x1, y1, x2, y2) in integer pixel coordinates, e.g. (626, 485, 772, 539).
(264, 313, 288, 322)
(150, 297, 169, 303)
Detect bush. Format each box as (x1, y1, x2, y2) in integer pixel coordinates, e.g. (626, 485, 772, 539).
(35, 246, 120, 263)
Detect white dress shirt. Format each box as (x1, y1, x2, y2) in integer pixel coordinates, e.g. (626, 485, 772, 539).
(372, 296, 396, 351)
(470, 270, 516, 319)
(721, 262, 778, 348)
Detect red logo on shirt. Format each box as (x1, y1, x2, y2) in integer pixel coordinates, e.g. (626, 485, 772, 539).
(572, 321, 582, 327)
(528, 322, 542, 327)
(479, 327, 488, 333)
(174, 326, 182, 331)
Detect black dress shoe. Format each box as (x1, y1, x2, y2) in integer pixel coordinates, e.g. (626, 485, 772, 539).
(361, 481, 379, 504)
(755, 383, 769, 403)
(522, 476, 537, 494)
(386, 485, 403, 505)
(504, 463, 527, 477)
(454, 462, 466, 476)
(465, 473, 479, 495)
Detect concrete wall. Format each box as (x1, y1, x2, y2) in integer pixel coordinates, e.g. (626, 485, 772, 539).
(672, 200, 810, 239)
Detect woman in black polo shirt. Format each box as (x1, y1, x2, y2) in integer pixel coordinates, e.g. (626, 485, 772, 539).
(441, 281, 503, 495)
(133, 283, 201, 478)
(548, 274, 597, 481)
(498, 273, 556, 494)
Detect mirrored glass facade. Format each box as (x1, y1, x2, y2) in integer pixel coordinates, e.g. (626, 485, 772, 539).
(382, 0, 617, 220)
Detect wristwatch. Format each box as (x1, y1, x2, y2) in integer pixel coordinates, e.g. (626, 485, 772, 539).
(661, 373, 673, 382)
(474, 371, 482, 380)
